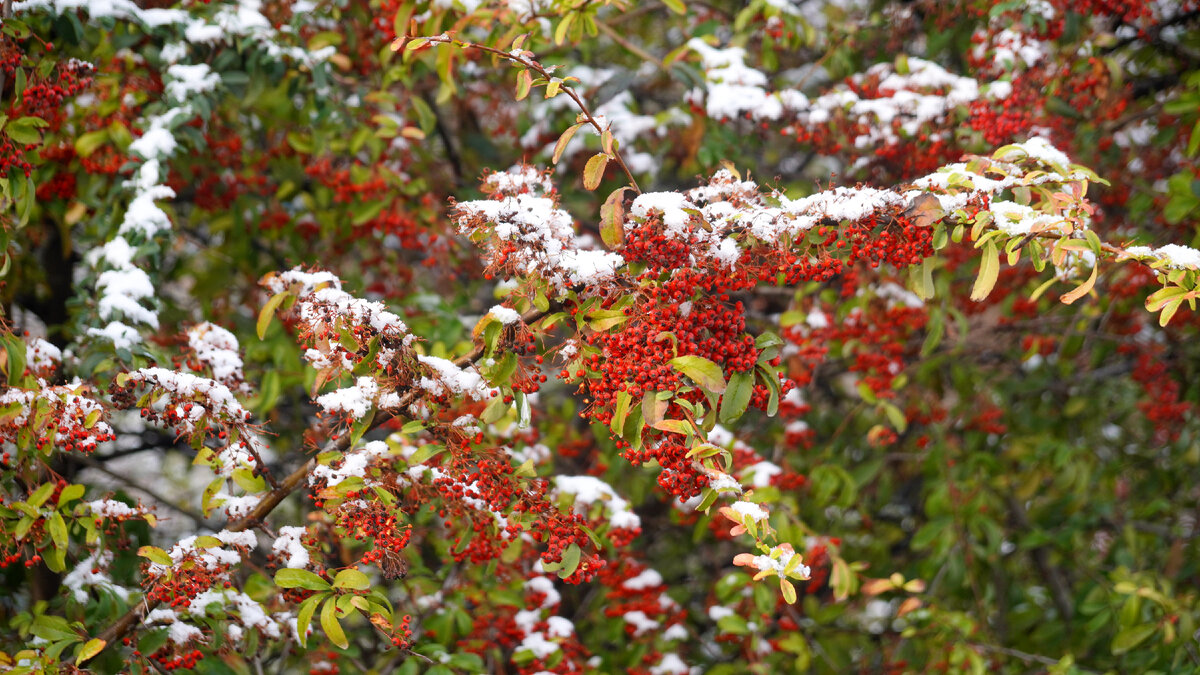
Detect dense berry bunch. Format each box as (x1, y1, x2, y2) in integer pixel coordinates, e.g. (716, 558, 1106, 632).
(0, 383, 115, 456)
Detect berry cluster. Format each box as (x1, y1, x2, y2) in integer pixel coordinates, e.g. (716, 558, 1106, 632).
(1126, 345, 1192, 444)
(149, 647, 204, 671)
(0, 383, 115, 457)
(336, 500, 412, 578)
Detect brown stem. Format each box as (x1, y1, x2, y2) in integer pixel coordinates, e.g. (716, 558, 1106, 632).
(75, 306, 548, 663)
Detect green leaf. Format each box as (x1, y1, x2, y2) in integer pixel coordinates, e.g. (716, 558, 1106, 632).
(296, 593, 324, 648)
(332, 569, 371, 591)
(670, 355, 726, 393)
(349, 409, 374, 448)
(28, 482, 55, 507)
(717, 614, 749, 635)
(31, 615, 78, 643)
(662, 0, 686, 14)
(74, 129, 109, 158)
(481, 395, 508, 424)
(558, 543, 582, 579)
(881, 401, 908, 433)
(286, 131, 314, 154)
(275, 569, 332, 591)
(59, 484, 85, 504)
(583, 152, 609, 191)
(587, 308, 627, 331)
(6, 116, 47, 145)
(257, 291, 288, 339)
(48, 512, 68, 550)
(718, 370, 753, 423)
(970, 240, 1000, 302)
(911, 517, 952, 550)
(611, 390, 632, 435)
(1111, 623, 1156, 655)
(321, 597, 349, 649)
(350, 198, 388, 226)
(406, 443, 447, 466)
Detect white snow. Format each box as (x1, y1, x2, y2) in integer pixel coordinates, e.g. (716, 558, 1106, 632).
(741, 461, 782, 488)
(650, 654, 690, 675)
(63, 551, 130, 604)
(553, 475, 641, 530)
(487, 305, 522, 325)
(730, 500, 769, 524)
(622, 568, 664, 591)
(622, 610, 660, 636)
(26, 338, 61, 373)
(417, 355, 493, 401)
(525, 576, 561, 608)
(271, 526, 311, 569)
(187, 322, 245, 387)
(315, 377, 380, 420)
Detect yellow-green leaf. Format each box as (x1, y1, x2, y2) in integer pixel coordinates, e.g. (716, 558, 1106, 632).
(611, 390, 632, 434)
(515, 69, 532, 101)
(276, 568, 332, 591)
(583, 152, 609, 191)
(718, 370, 753, 423)
(662, 0, 686, 14)
(587, 308, 627, 331)
(970, 240, 1000, 302)
(138, 546, 173, 566)
(332, 568, 371, 591)
(48, 512, 67, 550)
(780, 578, 797, 604)
(75, 638, 106, 664)
(321, 597, 349, 649)
(670, 355, 726, 393)
(257, 291, 288, 339)
(552, 123, 584, 165)
(600, 186, 630, 248)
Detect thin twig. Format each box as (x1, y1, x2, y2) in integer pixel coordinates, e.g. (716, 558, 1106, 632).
(409, 34, 642, 194)
(71, 454, 212, 526)
(595, 21, 664, 70)
(970, 642, 1099, 673)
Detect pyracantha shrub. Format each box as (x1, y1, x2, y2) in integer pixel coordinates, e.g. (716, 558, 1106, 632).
(2, 0, 1200, 674)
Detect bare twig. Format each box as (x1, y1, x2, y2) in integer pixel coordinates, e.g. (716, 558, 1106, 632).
(404, 34, 642, 194)
(595, 21, 664, 70)
(71, 454, 213, 526)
